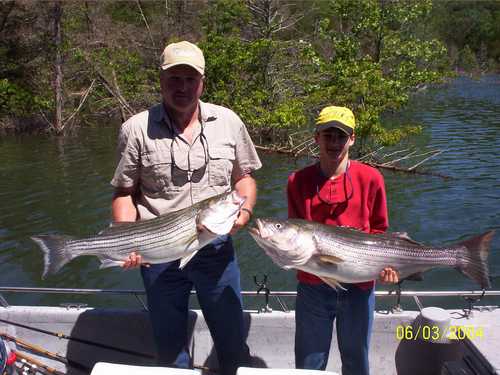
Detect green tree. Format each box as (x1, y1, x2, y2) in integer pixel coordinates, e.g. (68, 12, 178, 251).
(303, 0, 450, 153)
(200, 0, 310, 144)
(1, 0, 459, 148)
(430, 1, 500, 71)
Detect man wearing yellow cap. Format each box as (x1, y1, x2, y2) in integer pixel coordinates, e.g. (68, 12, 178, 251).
(287, 106, 398, 374)
(110, 41, 261, 375)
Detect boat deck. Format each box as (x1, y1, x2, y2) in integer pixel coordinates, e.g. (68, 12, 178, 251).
(0, 288, 499, 374)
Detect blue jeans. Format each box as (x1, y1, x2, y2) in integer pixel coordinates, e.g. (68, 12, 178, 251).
(295, 282, 375, 375)
(141, 235, 249, 375)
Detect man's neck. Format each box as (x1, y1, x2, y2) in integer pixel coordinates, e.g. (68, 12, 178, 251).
(164, 103, 200, 142)
(171, 107, 199, 130)
(319, 155, 349, 179)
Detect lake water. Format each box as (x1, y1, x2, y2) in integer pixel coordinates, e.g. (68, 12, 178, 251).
(0, 75, 499, 310)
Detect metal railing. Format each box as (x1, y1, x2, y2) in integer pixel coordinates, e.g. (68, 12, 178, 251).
(1, 286, 499, 315)
(1, 286, 499, 297)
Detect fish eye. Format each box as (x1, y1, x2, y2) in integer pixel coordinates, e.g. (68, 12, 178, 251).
(275, 223, 282, 229)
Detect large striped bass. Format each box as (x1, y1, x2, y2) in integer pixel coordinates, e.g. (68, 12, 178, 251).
(32, 191, 245, 279)
(249, 218, 494, 289)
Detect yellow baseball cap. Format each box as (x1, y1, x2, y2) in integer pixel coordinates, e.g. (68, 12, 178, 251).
(160, 41, 205, 75)
(315, 106, 355, 135)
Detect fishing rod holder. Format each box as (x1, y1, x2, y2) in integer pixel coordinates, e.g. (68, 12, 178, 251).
(388, 282, 404, 313)
(455, 289, 487, 319)
(59, 303, 88, 310)
(254, 275, 272, 313)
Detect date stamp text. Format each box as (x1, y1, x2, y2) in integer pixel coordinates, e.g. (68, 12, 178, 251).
(396, 324, 485, 341)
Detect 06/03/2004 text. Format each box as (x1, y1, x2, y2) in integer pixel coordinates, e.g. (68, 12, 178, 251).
(395, 324, 485, 341)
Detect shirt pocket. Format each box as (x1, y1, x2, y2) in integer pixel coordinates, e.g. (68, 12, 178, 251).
(208, 147, 235, 187)
(140, 150, 179, 197)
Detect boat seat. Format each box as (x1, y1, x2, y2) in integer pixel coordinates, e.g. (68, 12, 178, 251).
(237, 367, 339, 375)
(90, 362, 200, 374)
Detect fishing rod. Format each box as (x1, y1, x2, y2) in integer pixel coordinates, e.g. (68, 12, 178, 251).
(0, 319, 217, 374)
(14, 351, 64, 375)
(0, 333, 90, 373)
(0, 318, 154, 360)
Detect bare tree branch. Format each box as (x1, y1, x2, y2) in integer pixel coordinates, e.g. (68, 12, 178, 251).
(408, 150, 444, 171)
(81, 53, 135, 118)
(136, 0, 156, 51)
(53, 1, 64, 134)
(62, 79, 96, 127)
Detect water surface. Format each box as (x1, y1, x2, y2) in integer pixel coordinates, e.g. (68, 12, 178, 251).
(0, 75, 499, 310)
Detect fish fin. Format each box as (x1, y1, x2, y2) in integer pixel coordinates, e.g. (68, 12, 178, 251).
(319, 255, 344, 264)
(31, 235, 75, 279)
(403, 272, 424, 282)
(319, 276, 347, 291)
(99, 259, 125, 269)
(183, 232, 202, 253)
(179, 251, 199, 269)
(391, 232, 424, 246)
(456, 230, 494, 289)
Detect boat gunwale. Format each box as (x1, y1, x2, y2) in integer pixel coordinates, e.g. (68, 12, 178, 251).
(0, 286, 499, 297)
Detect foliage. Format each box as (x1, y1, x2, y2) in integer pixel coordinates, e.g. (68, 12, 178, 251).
(0, 0, 497, 147)
(0, 79, 35, 116)
(458, 45, 480, 72)
(106, 2, 142, 25)
(200, 2, 311, 144)
(430, 1, 500, 71)
(201, 0, 250, 36)
(0, 2, 52, 119)
(300, 0, 450, 151)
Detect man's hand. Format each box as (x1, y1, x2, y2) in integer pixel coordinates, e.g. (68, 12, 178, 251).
(121, 251, 149, 269)
(230, 208, 252, 235)
(232, 174, 257, 235)
(379, 267, 399, 284)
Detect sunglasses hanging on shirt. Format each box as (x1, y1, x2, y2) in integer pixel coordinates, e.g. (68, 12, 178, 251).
(316, 162, 354, 206)
(170, 127, 209, 187)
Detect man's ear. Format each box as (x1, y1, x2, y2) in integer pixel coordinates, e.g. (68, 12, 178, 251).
(159, 71, 167, 90)
(200, 75, 205, 94)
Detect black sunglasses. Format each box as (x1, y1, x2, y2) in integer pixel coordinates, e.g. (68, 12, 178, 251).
(316, 164, 354, 205)
(170, 130, 209, 187)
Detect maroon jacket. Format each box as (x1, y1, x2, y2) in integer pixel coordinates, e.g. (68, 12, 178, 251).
(287, 160, 389, 289)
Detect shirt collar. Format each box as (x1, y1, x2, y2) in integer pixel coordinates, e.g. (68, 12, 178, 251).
(152, 100, 218, 128)
(315, 161, 350, 183)
(198, 100, 218, 123)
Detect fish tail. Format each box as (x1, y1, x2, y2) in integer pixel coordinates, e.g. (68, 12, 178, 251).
(31, 235, 75, 279)
(456, 230, 494, 289)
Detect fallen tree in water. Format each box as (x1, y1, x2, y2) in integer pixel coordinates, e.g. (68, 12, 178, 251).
(255, 143, 449, 179)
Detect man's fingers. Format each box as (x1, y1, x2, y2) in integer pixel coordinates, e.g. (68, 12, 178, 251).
(379, 267, 399, 284)
(121, 252, 145, 269)
(230, 223, 241, 235)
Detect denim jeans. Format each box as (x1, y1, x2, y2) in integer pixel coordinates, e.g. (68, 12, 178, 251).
(295, 282, 375, 375)
(141, 235, 249, 375)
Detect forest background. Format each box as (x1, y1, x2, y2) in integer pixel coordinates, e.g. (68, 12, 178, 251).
(1, 0, 499, 154)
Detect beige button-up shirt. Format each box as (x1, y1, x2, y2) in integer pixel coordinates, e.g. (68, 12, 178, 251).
(111, 101, 262, 220)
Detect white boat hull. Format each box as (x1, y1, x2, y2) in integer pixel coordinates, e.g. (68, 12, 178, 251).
(1, 305, 499, 374)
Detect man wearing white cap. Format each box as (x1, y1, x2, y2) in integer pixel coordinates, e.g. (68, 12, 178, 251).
(110, 41, 261, 375)
(287, 106, 398, 374)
